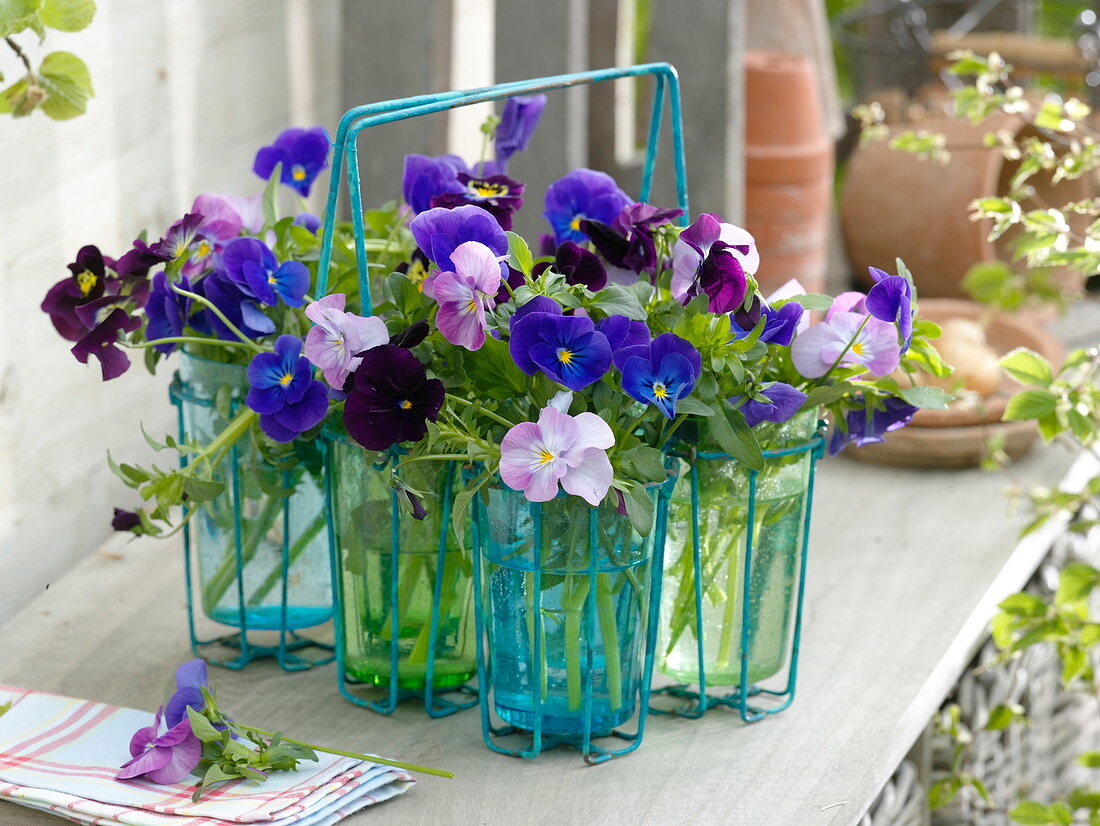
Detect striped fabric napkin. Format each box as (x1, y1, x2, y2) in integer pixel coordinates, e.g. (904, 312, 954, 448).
(0, 685, 413, 825)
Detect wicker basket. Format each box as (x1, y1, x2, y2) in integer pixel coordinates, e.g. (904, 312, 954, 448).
(861, 761, 929, 826)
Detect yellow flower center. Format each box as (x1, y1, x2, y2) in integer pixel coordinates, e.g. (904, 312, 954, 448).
(75, 269, 97, 297)
(465, 298, 479, 313)
(268, 275, 278, 285)
(570, 216, 584, 231)
(652, 382, 668, 400)
(292, 165, 307, 181)
(471, 180, 507, 198)
(556, 348, 573, 365)
(279, 373, 294, 387)
(399, 399, 413, 410)
(851, 341, 864, 356)
(196, 240, 213, 258)
(537, 449, 556, 465)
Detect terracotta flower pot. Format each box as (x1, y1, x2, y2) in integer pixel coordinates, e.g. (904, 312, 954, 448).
(744, 51, 834, 296)
(840, 113, 1092, 298)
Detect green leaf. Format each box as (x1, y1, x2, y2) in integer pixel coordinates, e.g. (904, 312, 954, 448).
(1057, 563, 1099, 605)
(505, 231, 532, 276)
(262, 162, 282, 228)
(801, 382, 856, 409)
(38, 0, 94, 31)
(0, 700, 11, 717)
(999, 592, 1048, 617)
(929, 776, 964, 809)
(784, 293, 833, 311)
(897, 385, 953, 410)
(1049, 802, 1074, 826)
(186, 707, 223, 744)
(182, 476, 225, 503)
(0, 0, 41, 37)
(1004, 389, 1058, 422)
(1010, 801, 1055, 825)
(674, 396, 715, 417)
(1062, 646, 1088, 685)
(985, 704, 1015, 730)
(622, 483, 655, 536)
(589, 284, 646, 320)
(1001, 348, 1054, 388)
(1079, 753, 1100, 769)
(37, 51, 93, 120)
(707, 405, 764, 470)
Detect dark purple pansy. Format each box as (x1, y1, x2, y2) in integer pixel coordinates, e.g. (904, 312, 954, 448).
(343, 345, 445, 451)
(531, 241, 607, 291)
(431, 172, 526, 230)
(402, 154, 469, 214)
(865, 266, 914, 352)
(221, 237, 310, 308)
(584, 203, 682, 276)
(409, 205, 508, 274)
(388, 319, 431, 349)
(494, 94, 547, 170)
(145, 272, 193, 354)
(508, 312, 611, 391)
(829, 396, 918, 455)
(253, 127, 331, 197)
(111, 508, 142, 533)
(151, 213, 209, 264)
(493, 265, 526, 305)
(114, 239, 172, 307)
(41, 245, 111, 341)
(543, 168, 631, 245)
(730, 301, 804, 346)
(730, 382, 807, 428)
(620, 333, 701, 419)
(70, 307, 141, 381)
(245, 335, 328, 442)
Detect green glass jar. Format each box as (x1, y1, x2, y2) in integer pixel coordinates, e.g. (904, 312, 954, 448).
(329, 439, 475, 690)
(659, 410, 818, 686)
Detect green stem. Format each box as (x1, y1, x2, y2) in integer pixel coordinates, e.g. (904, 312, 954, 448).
(446, 396, 518, 429)
(169, 283, 264, 353)
(236, 725, 454, 779)
(814, 314, 871, 385)
(130, 337, 256, 352)
(202, 494, 284, 612)
(658, 412, 689, 449)
(245, 511, 328, 607)
(596, 573, 622, 710)
(4, 36, 34, 82)
(524, 571, 548, 700)
(561, 573, 590, 711)
(715, 537, 744, 671)
(391, 454, 471, 475)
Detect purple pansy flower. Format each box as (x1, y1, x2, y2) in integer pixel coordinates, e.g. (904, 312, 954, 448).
(730, 382, 807, 428)
(598, 314, 651, 364)
(246, 336, 329, 442)
(115, 706, 202, 785)
(114, 240, 172, 307)
(509, 312, 611, 391)
(41, 245, 112, 342)
(112, 508, 141, 533)
(151, 213, 220, 279)
(192, 194, 244, 241)
(494, 94, 547, 171)
(221, 237, 310, 308)
(431, 172, 526, 230)
(670, 213, 755, 314)
(294, 212, 322, 234)
(618, 333, 701, 419)
(253, 127, 331, 197)
(145, 272, 193, 354)
(499, 406, 614, 506)
(343, 345, 445, 451)
(71, 308, 140, 381)
(790, 311, 901, 379)
(826, 291, 868, 320)
(829, 396, 918, 455)
(584, 202, 683, 277)
(192, 271, 273, 340)
(304, 294, 388, 388)
(532, 240, 608, 292)
(402, 154, 469, 214)
(164, 660, 207, 730)
(509, 296, 562, 331)
(410, 204, 509, 274)
(865, 266, 914, 352)
(543, 168, 632, 245)
(424, 241, 502, 351)
(730, 301, 804, 346)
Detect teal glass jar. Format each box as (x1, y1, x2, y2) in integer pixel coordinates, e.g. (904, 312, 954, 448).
(659, 410, 819, 688)
(476, 485, 664, 739)
(175, 353, 331, 634)
(328, 440, 476, 710)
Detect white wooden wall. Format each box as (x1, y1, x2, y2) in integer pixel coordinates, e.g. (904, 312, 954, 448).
(0, 0, 342, 622)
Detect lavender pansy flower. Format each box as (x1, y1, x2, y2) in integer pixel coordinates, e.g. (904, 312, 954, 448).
(532, 240, 608, 292)
(829, 396, 918, 455)
(865, 266, 914, 351)
(790, 311, 900, 379)
(509, 312, 611, 391)
(410, 204, 509, 274)
(402, 154, 469, 214)
(304, 294, 388, 388)
(494, 94, 547, 170)
(499, 406, 614, 505)
(71, 308, 140, 381)
(730, 382, 807, 428)
(115, 706, 202, 785)
(543, 168, 632, 245)
(424, 241, 502, 351)
(191, 193, 244, 242)
(246, 336, 329, 442)
(826, 291, 868, 320)
(343, 345, 445, 451)
(145, 272, 193, 354)
(221, 237, 310, 308)
(618, 333, 702, 419)
(431, 172, 526, 230)
(253, 127, 331, 197)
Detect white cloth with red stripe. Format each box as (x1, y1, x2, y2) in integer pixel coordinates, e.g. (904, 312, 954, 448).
(0, 686, 413, 825)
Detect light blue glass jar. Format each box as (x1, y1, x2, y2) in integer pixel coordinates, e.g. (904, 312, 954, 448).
(477, 485, 663, 737)
(176, 352, 331, 631)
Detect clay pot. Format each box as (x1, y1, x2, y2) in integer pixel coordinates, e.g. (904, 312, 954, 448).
(840, 112, 1092, 298)
(744, 51, 834, 296)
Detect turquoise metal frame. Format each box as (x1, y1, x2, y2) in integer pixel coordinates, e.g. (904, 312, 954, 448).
(653, 427, 826, 721)
(171, 376, 334, 671)
(470, 474, 677, 763)
(316, 62, 690, 721)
